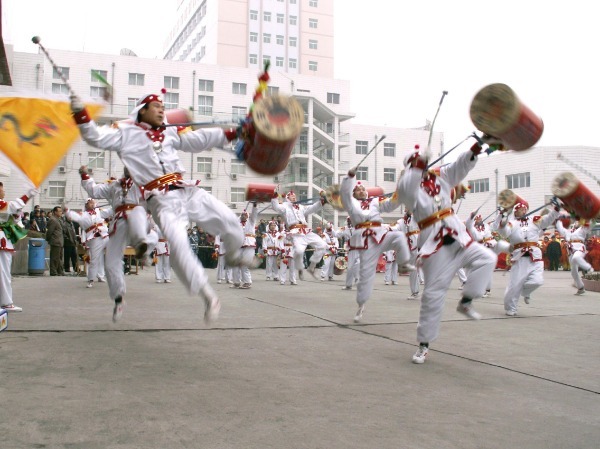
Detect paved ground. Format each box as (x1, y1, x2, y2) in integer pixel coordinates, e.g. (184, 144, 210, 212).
(1, 266, 599, 449)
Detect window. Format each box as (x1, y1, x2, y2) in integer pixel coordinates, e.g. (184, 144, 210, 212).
(250, 32, 258, 42)
(308, 61, 318, 71)
(299, 162, 308, 182)
(268, 86, 280, 95)
(231, 161, 246, 175)
(290, 15, 297, 25)
(53, 66, 69, 80)
(290, 0, 297, 3)
(51, 83, 69, 95)
(91, 69, 107, 82)
(164, 76, 180, 90)
(506, 172, 530, 189)
(289, 36, 297, 47)
(198, 95, 213, 115)
(250, 10, 258, 20)
(276, 35, 284, 45)
(384, 143, 396, 157)
(163, 92, 179, 109)
(277, 13, 284, 24)
(128, 98, 137, 114)
(90, 86, 107, 98)
(128, 73, 145, 86)
(249, 54, 258, 64)
(232, 106, 247, 122)
(264, 12, 271, 21)
(276, 57, 284, 67)
(231, 187, 245, 203)
(309, 18, 318, 29)
(197, 157, 212, 173)
(88, 151, 105, 169)
(468, 178, 490, 193)
(309, 39, 318, 49)
(356, 140, 368, 155)
(356, 167, 368, 181)
(327, 93, 339, 104)
(48, 181, 66, 199)
(384, 168, 396, 182)
(232, 83, 247, 95)
(198, 79, 214, 92)
(263, 33, 271, 44)
(296, 132, 308, 154)
(289, 58, 297, 69)
(309, 0, 318, 6)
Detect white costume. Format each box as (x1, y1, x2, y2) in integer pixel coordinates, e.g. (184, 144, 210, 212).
(66, 205, 110, 287)
(154, 226, 171, 283)
(81, 172, 149, 302)
(270, 194, 327, 278)
(214, 234, 232, 284)
(496, 204, 559, 315)
(232, 204, 258, 288)
(339, 224, 360, 289)
(396, 147, 496, 358)
(340, 174, 411, 320)
(0, 192, 30, 311)
(383, 247, 398, 285)
(555, 219, 593, 293)
(262, 224, 282, 281)
(73, 93, 247, 321)
(395, 214, 421, 298)
(278, 233, 297, 285)
(321, 225, 340, 281)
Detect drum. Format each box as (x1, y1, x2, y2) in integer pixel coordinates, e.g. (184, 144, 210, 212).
(325, 184, 344, 211)
(551, 172, 600, 219)
(165, 108, 193, 126)
(498, 189, 527, 210)
(246, 183, 277, 203)
(242, 94, 304, 175)
(334, 256, 348, 275)
(470, 83, 544, 151)
(366, 186, 385, 198)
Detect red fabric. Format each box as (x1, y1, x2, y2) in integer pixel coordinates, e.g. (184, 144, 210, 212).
(73, 108, 91, 124)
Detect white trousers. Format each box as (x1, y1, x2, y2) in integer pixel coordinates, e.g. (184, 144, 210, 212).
(279, 258, 297, 284)
(0, 251, 13, 307)
(216, 255, 232, 282)
(155, 254, 171, 281)
(417, 241, 496, 344)
(570, 251, 591, 290)
(384, 261, 398, 283)
(265, 255, 278, 279)
(233, 247, 254, 284)
(86, 237, 107, 282)
(503, 257, 545, 313)
(345, 251, 360, 288)
(292, 232, 327, 271)
(105, 207, 149, 300)
(147, 188, 243, 296)
(355, 231, 411, 306)
(408, 251, 420, 294)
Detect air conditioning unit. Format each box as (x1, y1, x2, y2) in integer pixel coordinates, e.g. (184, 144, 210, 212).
(58, 166, 66, 173)
(273, 176, 281, 182)
(205, 173, 212, 179)
(230, 203, 237, 209)
(231, 173, 237, 180)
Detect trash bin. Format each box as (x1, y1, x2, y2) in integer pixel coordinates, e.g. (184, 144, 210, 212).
(28, 238, 47, 275)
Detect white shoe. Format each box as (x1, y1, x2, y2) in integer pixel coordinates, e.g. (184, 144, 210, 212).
(280, 282, 285, 285)
(239, 283, 251, 289)
(458, 282, 465, 290)
(456, 301, 481, 320)
(482, 290, 491, 298)
(217, 280, 222, 284)
(412, 345, 429, 364)
(86, 280, 94, 288)
(575, 288, 586, 296)
(97, 277, 106, 283)
(200, 285, 220, 324)
(505, 310, 517, 317)
(407, 293, 419, 300)
(1, 304, 22, 312)
(112, 296, 124, 323)
(342, 286, 352, 290)
(156, 279, 164, 283)
(266, 277, 271, 281)
(523, 296, 531, 304)
(353, 304, 365, 323)
(164, 279, 171, 283)
(385, 281, 390, 285)
(290, 281, 298, 285)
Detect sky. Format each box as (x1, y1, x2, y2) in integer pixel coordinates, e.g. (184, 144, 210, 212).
(3, 0, 600, 154)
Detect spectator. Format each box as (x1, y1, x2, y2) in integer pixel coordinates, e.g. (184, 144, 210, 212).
(546, 236, 562, 271)
(30, 208, 47, 233)
(63, 214, 78, 274)
(45, 206, 65, 276)
(21, 212, 30, 229)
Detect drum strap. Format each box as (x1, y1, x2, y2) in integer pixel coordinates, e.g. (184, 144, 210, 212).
(513, 242, 539, 250)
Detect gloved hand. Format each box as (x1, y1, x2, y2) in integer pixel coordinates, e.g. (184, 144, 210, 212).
(27, 188, 39, 198)
(348, 166, 358, 177)
(224, 127, 239, 142)
(79, 165, 88, 175)
(470, 142, 483, 156)
(70, 95, 84, 113)
(550, 196, 561, 212)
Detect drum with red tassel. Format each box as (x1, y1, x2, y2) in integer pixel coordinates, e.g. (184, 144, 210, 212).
(498, 189, 528, 210)
(246, 183, 277, 203)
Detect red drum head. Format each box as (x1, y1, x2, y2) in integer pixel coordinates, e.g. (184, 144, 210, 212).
(246, 183, 277, 203)
(552, 172, 600, 219)
(366, 186, 384, 198)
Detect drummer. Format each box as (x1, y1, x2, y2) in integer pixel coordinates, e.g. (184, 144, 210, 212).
(495, 198, 560, 315)
(270, 190, 327, 280)
(340, 171, 415, 323)
(555, 217, 594, 295)
(320, 222, 340, 281)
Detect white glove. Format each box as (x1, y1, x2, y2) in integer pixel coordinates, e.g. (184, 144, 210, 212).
(348, 166, 358, 177)
(79, 165, 88, 175)
(70, 95, 84, 113)
(27, 188, 39, 198)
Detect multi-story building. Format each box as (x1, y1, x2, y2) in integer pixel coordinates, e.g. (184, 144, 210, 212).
(163, 0, 334, 78)
(0, 45, 441, 228)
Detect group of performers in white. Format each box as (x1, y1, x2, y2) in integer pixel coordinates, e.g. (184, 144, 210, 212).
(1, 91, 595, 366)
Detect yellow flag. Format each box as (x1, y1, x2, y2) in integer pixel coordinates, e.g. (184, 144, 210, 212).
(0, 95, 103, 187)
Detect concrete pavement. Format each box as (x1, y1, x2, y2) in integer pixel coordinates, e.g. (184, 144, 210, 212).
(1, 267, 599, 449)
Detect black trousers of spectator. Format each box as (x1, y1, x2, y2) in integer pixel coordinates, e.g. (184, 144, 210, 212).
(64, 245, 78, 273)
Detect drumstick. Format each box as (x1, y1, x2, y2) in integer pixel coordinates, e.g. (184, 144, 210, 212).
(557, 152, 600, 186)
(472, 191, 496, 216)
(32, 36, 77, 97)
(426, 134, 472, 169)
(425, 91, 448, 160)
(353, 135, 386, 169)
